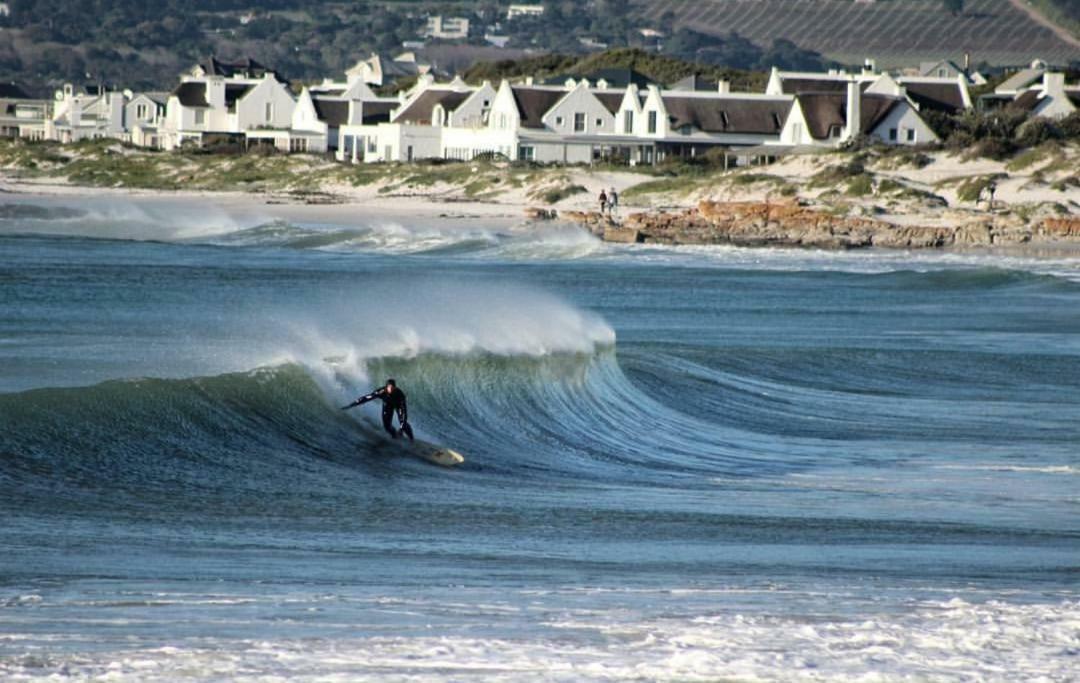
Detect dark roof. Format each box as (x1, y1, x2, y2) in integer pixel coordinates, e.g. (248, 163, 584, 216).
(395, 89, 471, 124)
(511, 87, 565, 128)
(312, 98, 350, 126)
(780, 77, 875, 97)
(797, 93, 844, 139)
(594, 92, 624, 114)
(796, 92, 901, 139)
(173, 82, 209, 107)
(1007, 89, 1042, 112)
(360, 100, 396, 124)
(669, 74, 717, 91)
(1067, 89, 1080, 107)
(225, 83, 255, 111)
(662, 96, 792, 135)
(903, 81, 966, 113)
(544, 68, 653, 89)
(198, 56, 278, 80)
(860, 94, 902, 133)
(0, 83, 31, 99)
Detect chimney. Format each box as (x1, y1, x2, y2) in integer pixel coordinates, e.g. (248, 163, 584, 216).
(207, 77, 225, 109)
(525, 76, 534, 85)
(1043, 72, 1066, 96)
(863, 58, 876, 74)
(717, 79, 730, 94)
(845, 80, 861, 141)
(963, 52, 970, 71)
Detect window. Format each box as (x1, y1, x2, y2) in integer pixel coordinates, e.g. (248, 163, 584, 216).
(136, 104, 148, 119)
(265, 102, 274, 122)
(595, 117, 603, 127)
(518, 145, 535, 161)
(647, 111, 657, 134)
(556, 116, 564, 127)
(499, 113, 507, 128)
(624, 110, 633, 133)
(194, 109, 205, 125)
(889, 128, 897, 141)
(368, 138, 377, 153)
(289, 137, 307, 153)
(906, 128, 916, 142)
(574, 112, 586, 132)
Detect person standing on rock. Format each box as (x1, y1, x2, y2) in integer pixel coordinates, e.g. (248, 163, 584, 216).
(608, 187, 619, 216)
(598, 189, 608, 214)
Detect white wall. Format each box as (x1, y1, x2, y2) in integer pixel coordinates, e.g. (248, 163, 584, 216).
(869, 102, 939, 145)
(542, 84, 615, 136)
(236, 77, 296, 131)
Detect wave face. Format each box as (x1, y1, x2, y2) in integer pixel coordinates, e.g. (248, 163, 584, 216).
(2, 198, 1080, 681)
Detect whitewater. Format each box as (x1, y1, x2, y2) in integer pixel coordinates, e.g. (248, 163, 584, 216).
(1, 196, 1078, 682)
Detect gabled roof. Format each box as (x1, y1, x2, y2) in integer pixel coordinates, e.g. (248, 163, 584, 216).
(918, 60, 963, 77)
(312, 98, 350, 126)
(173, 82, 209, 107)
(662, 95, 791, 135)
(796, 92, 902, 139)
(511, 86, 566, 128)
(394, 89, 471, 124)
(996, 68, 1045, 93)
(134, 91, 170, 106)
(860, 94, 902, 133)
(902, 80, 966, 112)
(197, 56, 278, 80)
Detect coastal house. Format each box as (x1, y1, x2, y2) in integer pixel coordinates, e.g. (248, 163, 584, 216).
(345, 53, 432, 89)
(124, 91, 168, 148)
(160, 57, 296, 150)
(1002, 72, 1079, 119)
(0, 83, 50, 141)
(777, 80, 938, 147)
(46, 84, 126, 143)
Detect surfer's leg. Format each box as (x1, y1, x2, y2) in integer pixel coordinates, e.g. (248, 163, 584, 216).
(399, 421, 414, 441)
(382, 409, 398, 438)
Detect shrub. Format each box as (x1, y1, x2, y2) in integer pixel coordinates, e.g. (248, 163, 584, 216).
(1016, 118, 1062, 148)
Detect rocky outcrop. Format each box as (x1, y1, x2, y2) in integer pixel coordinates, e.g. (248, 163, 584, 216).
(524, 207, 557, 220)
(562, 199, 1080, 250)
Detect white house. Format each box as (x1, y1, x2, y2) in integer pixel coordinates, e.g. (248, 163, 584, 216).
(160, 57, 296, 150)
(777, 81, 938, 147)
(1004, 72, 1078, 119)
(124, 91, 168, 148)
(0, 83, 50, 140)
(46, 84, 126, 143)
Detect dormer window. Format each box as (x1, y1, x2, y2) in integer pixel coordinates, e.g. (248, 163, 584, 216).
(772, 113, 782, 130)
(720, 111, 729, 128)
(829, 124, 842, 138)
(680, 124, 692, 135)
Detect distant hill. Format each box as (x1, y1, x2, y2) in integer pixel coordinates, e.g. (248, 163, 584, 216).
(636, 0, 1080, 67)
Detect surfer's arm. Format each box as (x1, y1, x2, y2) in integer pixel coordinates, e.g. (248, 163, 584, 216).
(340, 388, 383, 410)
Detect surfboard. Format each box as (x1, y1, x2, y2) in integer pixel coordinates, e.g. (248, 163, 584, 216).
(402, 438, 465, 467)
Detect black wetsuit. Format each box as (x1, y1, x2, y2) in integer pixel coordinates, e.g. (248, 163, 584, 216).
(346, 386, 414, 440)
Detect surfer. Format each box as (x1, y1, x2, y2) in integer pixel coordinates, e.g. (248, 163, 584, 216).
(341, 378, 414, 441)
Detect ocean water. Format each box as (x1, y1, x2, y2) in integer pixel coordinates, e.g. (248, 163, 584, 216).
(1, 196, 1078, 682)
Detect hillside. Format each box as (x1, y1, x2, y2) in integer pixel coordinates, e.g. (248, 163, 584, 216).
(636, 0, 1080, 67)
